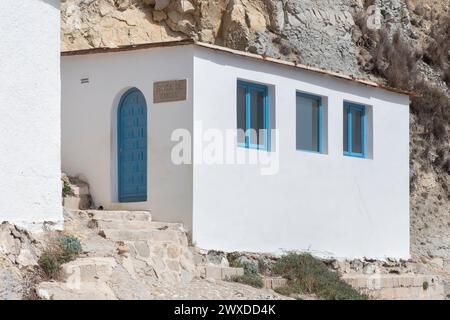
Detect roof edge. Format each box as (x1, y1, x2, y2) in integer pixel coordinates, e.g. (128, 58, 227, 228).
(61, 38, 195, 56)
(61, 38, 414, 96)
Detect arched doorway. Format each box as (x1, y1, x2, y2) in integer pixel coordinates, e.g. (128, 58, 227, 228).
(117, 88, 147, 202)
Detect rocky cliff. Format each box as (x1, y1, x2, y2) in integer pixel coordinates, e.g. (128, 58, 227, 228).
(61, 0, 450, 266)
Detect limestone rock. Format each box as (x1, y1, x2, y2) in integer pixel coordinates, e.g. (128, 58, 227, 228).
(37, 281, 117, 300)
(222, 0, 250, 50)
(153, 10, 167, 22)
(0, 260, 23, 300)
(177, 0, 195, 14)
(155, 0, 171, 11)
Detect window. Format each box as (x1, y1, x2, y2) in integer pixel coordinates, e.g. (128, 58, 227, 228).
(343, 102, 365, 158)
(237, 81, 269, 150)
(296, 93, 322, 153)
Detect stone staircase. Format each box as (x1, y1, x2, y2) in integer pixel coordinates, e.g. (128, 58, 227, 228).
(62, 174, 92, 210)
(36, 208, 244, 300)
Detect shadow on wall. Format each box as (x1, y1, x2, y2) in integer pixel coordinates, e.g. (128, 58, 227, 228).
(39, 0, 59, 9)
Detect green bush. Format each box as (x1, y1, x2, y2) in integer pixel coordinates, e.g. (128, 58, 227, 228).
(38, 253, 62, 279)
(240, 260, 258, 276)
(273, 253, 368, 300)
(257, 258, 269, 274)
(38, 235, 82, 278)
(226, 252, 240, 268)
(230, 274, 264, 288)
(57, 235, 82, 262)
(62, 181, 74, 197)
(225, 254, 265, 288)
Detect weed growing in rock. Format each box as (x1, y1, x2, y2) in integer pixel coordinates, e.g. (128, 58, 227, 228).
(57, 235, 82, 261)
(38, 235, 82, 279)
(62, 181, 74, 197)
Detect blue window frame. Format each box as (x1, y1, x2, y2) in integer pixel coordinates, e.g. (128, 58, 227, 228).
(296, 92, 323, 153)
(236, 80, 269, 150)
(343, 102, 365, 158)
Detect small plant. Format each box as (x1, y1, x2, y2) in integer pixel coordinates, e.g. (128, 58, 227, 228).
(226, 252, 241, 268)
(240, 260, 259, 276)
(258, 257, 269, 275)
(57, 235, 82, 262)
(230, 274, 264, 288)
(272, 252, 368, 300)
(38, 253, 62, 279)
(422, 281, 429, 290)
(62, 181, 74, 197)
(225, 254, 265, 288)
(38, 235, 82, 279)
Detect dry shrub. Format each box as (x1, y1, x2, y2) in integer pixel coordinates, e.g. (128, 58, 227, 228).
(423, 14, 450, 68)
(443, 68, 450, 87)
(353, 8, 448, 141)
(38, 234, 82, 279)
(411, 82, 450, 141)
(372, 29, 418, 90)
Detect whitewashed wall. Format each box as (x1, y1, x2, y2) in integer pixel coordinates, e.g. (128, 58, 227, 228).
(0, 0, 62, 230)
(192, 46, 410, 259)
(61, 46, 194, 229)
(62, 44, 410, 259)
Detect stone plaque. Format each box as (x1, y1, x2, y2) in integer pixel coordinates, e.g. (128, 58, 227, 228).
(153, 79, 187, 103)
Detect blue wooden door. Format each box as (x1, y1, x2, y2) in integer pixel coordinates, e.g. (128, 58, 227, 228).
(118, 88, 147, 202)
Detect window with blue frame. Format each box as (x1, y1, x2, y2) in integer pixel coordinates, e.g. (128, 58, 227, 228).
(296, 93, 322, 153)
(236, 81, 269, 150)
(343, 102, 365, 158)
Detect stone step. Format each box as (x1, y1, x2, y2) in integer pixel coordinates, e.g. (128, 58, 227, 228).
(63, 195, 92, 210)
(87, 210, 152, 222)
(262, 276, 288, 290)
(342, 274, 445, 300)
(100, 228, 186, 244)
(199, 265, 244, 281)
(60, 257, 117, 282)
(68, 183, 90, 196)
(96, 219, 183, 231)
(342, 274, 440, 290)
(368, 285, 445, 300)
(37, 281, 117, 300)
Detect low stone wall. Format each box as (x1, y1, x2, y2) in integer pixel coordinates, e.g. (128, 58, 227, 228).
(342, 274, 444, 300)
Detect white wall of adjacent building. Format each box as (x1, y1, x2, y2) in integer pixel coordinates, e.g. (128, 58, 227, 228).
(0, 0, 62, 230)
(192, 46, 410, 259)
(61, 46, 194, 230)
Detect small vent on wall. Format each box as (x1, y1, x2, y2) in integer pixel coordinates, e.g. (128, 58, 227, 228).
(80, 77, 90, 84)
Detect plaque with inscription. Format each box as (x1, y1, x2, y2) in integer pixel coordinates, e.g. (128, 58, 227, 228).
(153, 79, 187, 103)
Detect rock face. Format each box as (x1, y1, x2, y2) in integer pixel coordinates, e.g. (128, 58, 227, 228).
(61, 0, 364, 75)
(0, 223, 42, 299)
(60, 0, 450, 275)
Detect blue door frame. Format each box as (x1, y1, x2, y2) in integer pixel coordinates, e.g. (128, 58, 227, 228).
(118, 88, 148, 202)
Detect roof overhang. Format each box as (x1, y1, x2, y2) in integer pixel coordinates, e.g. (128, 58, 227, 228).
(61, 39, 415, 97)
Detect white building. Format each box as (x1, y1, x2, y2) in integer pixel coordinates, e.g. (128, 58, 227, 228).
(61, 40, 410, 259)
(0, 0, 62, 230)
